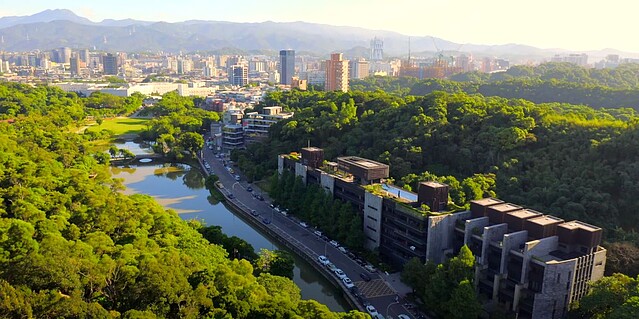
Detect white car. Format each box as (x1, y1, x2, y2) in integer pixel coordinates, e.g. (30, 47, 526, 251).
(333, 268, 347, 279)
(342, 277, 354, 289)
(366, 305, 379, 317)
(338, 246, 348, 254)
(326, 262, 337, 271)
(299, 222, 309, 228)
(317, 255, 330, 265)
(397, 314, 411, 319)
(329, 240, 339, 247)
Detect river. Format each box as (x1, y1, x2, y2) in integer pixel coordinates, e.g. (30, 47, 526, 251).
(111, 155, 350, 312)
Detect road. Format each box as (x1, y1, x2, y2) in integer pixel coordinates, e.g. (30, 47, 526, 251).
(199, 147, 423, 319)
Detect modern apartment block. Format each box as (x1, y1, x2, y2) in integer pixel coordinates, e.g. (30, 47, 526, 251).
(325, 53, 349, 92)
(242, 106, 294, 144)
(278, 148, 606, 319)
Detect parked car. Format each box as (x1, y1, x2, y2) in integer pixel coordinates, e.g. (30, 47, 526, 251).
(397, 315, 411, 319)
(333, 269, 347, 279)
(364, 264, 377, 273)
(313, 230, 323, 237)
(338, 246, 348, 254)
(329, 240, 339, 247)
(342, 277, 354, 289)
(366, 305, 379, 317)
(261, 217, 271, 224)
(299, 222, 309, 228)
(326, 262, 337, 271)
(250, 210, 259, 216)
(246, 186, 253, 192)
(317, 255, 330, 265)
(228, 194, 234, 199)
(360, 273, 372, 282)
(255, 194, 264, 201)
(234, 175, 241, 181)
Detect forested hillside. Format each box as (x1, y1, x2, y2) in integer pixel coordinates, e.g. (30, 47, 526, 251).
(236, 89, 639, 275)
(352, 63, 639, 109)
(0, 83, 365, 318)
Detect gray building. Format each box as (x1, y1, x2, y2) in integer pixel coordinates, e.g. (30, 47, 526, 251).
(228, 65, 248, 86)
(279, 49, 295, 85)
(102, 53, 118, 75)
(278, 148, 607, 319)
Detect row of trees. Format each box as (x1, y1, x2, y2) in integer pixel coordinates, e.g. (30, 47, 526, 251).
(401, 246, 482, 319)
(0, 82, 366, 318)
(268, 170, 365, 251)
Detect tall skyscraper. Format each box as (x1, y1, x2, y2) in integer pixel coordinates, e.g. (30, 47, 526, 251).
(70, 55, 81, 77)
(79, 49, 90, 63)
(102, 53, 118, 75)
(370, 37, 384, 61)
(279, 49, 295, 85)
(59, 47, 72, 64)
(229, 65, 248, 86)
(325, 53, 349, 92)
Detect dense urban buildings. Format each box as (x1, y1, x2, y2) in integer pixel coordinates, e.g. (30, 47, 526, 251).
(325, 53, 349, 92)
(279, 49, 295, 85)
(279, 147, 606, 319)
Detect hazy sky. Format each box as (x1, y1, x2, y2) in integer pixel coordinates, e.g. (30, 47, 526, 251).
(1, 0, 637, 52)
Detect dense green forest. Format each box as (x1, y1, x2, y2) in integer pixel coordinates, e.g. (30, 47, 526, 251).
(0, 83, 367, 318)
(351, 63, 639, 109)
(234, 88, 639, 276)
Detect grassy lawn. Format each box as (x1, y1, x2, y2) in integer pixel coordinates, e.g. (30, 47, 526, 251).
(86, 117, 151, 137)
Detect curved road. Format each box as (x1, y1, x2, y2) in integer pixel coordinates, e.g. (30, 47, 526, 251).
(200, 148, 421, 319)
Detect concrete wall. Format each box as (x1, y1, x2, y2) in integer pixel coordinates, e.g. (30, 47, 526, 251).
(363, 191, 383, 250)
(320, 172, 335, 195)
(426, 211, 471, 264)
(481, 223, 508, 265)
(464, 217, 490, 245)
(522, 236, 558, 283)
(532, 259, 576, 319)
(295, 162, 307, 184)
(501, 231, 528, 274)
(278, 155, 284, 175)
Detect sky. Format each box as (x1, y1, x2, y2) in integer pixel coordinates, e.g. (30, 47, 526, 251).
(1, 0, 638, 52)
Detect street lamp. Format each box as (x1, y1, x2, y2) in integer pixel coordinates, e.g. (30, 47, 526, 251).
(386, 301, 400, 319)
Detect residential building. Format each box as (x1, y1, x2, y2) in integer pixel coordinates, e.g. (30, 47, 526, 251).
(69, 55, 81, 77)
(221, 124, 244, 150)
(551, 54, 588, 67)
(242, 106, 294, 144)
(325, 53, 349, 92)
(279, 49, 295, 85)
(291, 76, 307, 90)
(350, 58, 370, 79)
(278, 148, 606, 319)
(103, 53, 118, 75)
(229, 65, 248, 86)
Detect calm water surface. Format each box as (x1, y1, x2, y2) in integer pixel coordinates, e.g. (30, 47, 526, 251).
(112, 161, 349, 312)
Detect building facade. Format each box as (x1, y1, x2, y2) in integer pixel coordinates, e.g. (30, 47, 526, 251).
(242, 106, 294, 144)
(229, 65, 248, 86)
(279, 49, 295, 85)
(325, 53, 349, 92)
(278, 148, 606, 319)
(103, 53, 118, 75)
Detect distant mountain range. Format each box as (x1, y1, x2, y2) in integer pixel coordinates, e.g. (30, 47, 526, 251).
(0, 9, 636, 61)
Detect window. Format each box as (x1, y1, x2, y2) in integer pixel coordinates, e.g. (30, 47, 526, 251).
(366, 226, 377, 232)
(367, 205, 378, 211)
(367, 215, 378, 222)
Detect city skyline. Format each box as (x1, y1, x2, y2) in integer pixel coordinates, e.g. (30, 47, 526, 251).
(0, 0, 638, 53)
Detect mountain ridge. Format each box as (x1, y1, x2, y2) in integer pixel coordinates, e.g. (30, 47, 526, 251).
(0, 9, 637, 60)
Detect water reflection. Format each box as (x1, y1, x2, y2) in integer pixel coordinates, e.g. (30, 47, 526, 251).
(112, 162, 350, 312)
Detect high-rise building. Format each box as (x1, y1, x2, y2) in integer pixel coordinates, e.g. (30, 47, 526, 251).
(70, 55, 81, 77)
(279, 49, 295, 85)
(350, 58, 370, 79)
(102, 53, 118, 75)
(228, 65, 248, 86)
(79, 49, 90, 64)
(325, 53, 349, 92)
(370, 37, 384, 61)
(59, 47, 72, 64)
